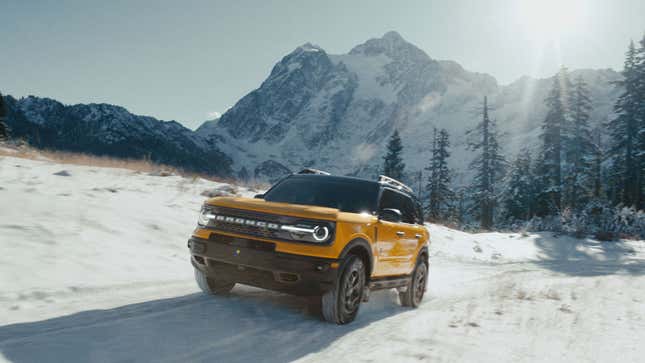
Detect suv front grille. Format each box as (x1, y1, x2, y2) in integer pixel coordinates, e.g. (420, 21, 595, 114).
(214, 219, 281, 239)
(202, 206, 335, 244)
(205, 207, 287, 240)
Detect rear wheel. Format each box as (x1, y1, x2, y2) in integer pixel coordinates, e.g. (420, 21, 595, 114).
(321, 255, 366, 324)
(399, 258, 428, 307)
(194, 267, 235, 295)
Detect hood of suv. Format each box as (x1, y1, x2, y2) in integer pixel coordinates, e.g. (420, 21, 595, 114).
(205, 196, 340, 220)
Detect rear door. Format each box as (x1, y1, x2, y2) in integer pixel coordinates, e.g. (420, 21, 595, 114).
(375, 188, 420, 276)
(403, 196, 428, 272)
(397, 193, 425, 273)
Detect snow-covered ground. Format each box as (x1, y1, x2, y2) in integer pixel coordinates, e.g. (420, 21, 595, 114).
(1, 154, 644, 363)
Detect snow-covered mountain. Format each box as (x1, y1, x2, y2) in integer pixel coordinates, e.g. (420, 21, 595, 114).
(3, 95, 232, 176)
(3, 31, 621, 183)
(197, 31, 621, 183)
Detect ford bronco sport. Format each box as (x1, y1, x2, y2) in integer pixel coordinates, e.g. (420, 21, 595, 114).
(188, 169, 429, 324)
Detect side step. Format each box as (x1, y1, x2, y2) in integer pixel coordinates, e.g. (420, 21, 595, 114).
(368, 276, 410, 291)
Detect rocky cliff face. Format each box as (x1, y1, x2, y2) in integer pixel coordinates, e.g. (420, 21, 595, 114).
(197, 31, 621, 184)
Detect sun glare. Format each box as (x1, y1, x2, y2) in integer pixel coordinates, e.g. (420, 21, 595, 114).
(518, 0, 584, 44)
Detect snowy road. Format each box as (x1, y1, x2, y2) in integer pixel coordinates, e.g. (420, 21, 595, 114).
(1, 155, 644, 363)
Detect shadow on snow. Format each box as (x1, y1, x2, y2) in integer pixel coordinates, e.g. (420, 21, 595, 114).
(0, 287, 405, 363)
(532, 232, 645, 276)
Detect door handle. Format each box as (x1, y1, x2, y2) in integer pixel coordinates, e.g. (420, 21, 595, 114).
(415, 233, 422, 239)
(396, 231, 405, 236)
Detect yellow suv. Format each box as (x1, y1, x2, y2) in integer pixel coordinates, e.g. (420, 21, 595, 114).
(188, 170, 429, 324)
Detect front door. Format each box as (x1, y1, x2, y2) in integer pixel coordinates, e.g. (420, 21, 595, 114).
(374, 188, 419, 276)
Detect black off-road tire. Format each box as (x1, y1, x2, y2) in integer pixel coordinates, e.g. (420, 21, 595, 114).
(321, 255, 366, 324)
(194, 267, 235, 295)
(399, 258, 428, 308)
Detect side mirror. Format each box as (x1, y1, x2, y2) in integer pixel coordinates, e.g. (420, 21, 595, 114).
(378, 208, 402, 223)
(254, 193, 265, 199)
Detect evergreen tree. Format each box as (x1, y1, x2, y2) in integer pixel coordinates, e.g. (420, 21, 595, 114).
(532, 153, 550, 216)
(501, 149, 534, 221)
(426, 128, 439, 216)
(382, 129, 406, 180)
(562, 75, 595, 209)
(451, 186, 469, 225)
(637, 34, 645, 208)
(0, 92, 8, 141)
(538, 67, 571, 215)
(608, 41, 642, 208)
(467, 96, 505, 229)
(591, 126, 604, 199)
(425, 128, 453, 221)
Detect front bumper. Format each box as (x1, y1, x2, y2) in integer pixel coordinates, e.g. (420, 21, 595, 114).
(188, 233, 339, 295)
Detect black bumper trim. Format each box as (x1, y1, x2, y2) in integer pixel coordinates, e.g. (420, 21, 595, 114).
(188, 236, 339, 295)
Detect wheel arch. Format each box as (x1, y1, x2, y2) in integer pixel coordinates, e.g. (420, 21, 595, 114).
(417, 245, 429, 265)
(339, 238, 374, 280)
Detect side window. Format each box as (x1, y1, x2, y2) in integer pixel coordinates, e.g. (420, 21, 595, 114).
(379, 189, 401, 212)
(379, 189, 416, 224)
(401, 196, 418, 224)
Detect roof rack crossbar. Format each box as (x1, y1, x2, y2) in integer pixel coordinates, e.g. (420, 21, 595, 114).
(297, 168, 331, 175)
(378, 175, 414, 194)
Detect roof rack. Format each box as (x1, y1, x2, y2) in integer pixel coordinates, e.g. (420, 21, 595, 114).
(297, 168, 331, 176)
(378, 175, 414, 194)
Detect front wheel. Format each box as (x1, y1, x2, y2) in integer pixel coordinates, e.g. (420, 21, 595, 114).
(399, 258, 428, 307)
(321, 255, 366, 324)
(194, 267, 235, 295)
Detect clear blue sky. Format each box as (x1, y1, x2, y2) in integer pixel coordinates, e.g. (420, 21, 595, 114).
(2, 0, 643, 129)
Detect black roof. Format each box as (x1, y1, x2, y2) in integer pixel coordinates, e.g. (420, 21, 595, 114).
(284, 173, 416, 198)
(286, 173, 379, 187)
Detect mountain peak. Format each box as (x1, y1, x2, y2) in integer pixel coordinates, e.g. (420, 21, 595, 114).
(381, 30, 404, 42)
(296, 42, 324, 53)
(348, 30, 430, 62)
(267, 42, 332, 82)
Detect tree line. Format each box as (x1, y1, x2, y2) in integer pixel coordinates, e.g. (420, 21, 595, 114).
(0, 91, 8, 141)
(382, 35, 645, 237)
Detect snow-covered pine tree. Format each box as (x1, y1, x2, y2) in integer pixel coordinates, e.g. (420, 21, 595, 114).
(537, 67, 571, 215)
(0, 92, 8, 141)
(591, 126, 604, 199)
(451, 186, 469, 226)
(608, 41, 642, 209)
(532, 153, 550, 216)
(562, 75, 595, 210)
(382, 130, 406, 180)
(467, 96, 505, 229)
(637, 34, 645, 209)
(501, 149, 534, 221)
(426, 128, 439, 217)
(425, 128, 453, 222)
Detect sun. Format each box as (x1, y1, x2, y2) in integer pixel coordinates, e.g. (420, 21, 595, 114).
(517, 0, 584, 45)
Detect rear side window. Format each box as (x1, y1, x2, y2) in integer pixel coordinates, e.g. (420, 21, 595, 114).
(379, 189, 418, 224)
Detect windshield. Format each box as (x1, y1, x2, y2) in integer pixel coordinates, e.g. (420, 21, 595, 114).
(263, 176, 379, 213)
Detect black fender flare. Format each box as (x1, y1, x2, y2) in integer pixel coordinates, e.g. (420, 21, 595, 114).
(338, 238, 374, 278)
(416, 245, 429, 265)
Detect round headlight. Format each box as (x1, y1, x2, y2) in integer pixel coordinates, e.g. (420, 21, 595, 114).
(197, 209, 214, 226)
(312, 226, 330, 242)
